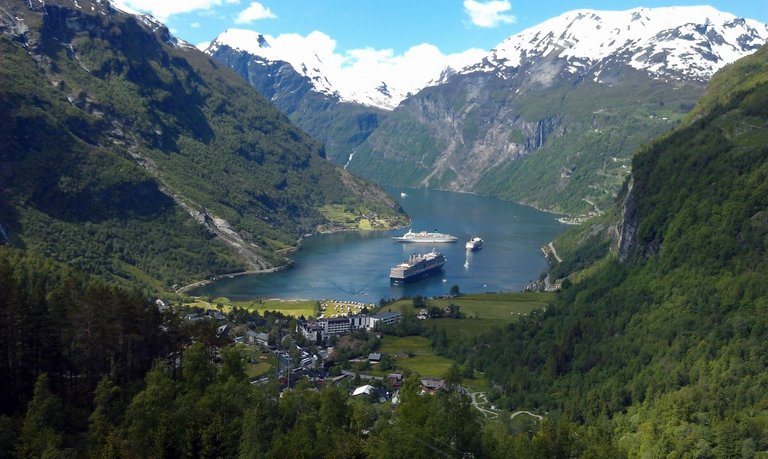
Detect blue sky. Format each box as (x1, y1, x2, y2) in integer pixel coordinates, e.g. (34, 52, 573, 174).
(114, 1, 768, 55)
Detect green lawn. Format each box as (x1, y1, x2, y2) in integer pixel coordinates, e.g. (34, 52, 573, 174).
(423, 318, 505, 342)
(378, 335, 433, 354)
(395, 353, 456, 379)
(429, 293, 551, 321)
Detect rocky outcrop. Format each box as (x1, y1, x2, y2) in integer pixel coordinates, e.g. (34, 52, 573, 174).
(617, 177, 637, 262)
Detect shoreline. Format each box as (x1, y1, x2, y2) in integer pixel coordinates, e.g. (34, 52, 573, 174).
(177, 220, 409, 296)
(396, 185, 574, 220)
(175, 263, 292, 295)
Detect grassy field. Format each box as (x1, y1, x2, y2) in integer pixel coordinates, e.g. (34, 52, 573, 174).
(378, 335, 433, 354)
(184, 297, 318, 318)
(395, 353, 456, 378)
(237, 345, 276, 379)
(384, 292, 553, 339)
(369, 293, 555, 386)
(373, 336, 490, 389)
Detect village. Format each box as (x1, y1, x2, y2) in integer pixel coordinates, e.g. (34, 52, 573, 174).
(164, 289, 552, 426)
(173, 298, 458, 406)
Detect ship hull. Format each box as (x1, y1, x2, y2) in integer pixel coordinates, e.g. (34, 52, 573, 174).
(392, 230, 457, 243)
(390, 250, 447, 284)
(393, 237, 457, 243)
(390, 263, 445, 284)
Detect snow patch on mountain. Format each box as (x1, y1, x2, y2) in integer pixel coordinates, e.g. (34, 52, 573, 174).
(466, 6, 768, 81)
(206, 29, 485, 110)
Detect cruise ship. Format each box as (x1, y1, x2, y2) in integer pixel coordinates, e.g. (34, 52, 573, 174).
(392, 229, 458, 243)
(465, 237, 483, 251)
(390, 250, 446, 283)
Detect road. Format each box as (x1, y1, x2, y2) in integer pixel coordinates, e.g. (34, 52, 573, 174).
(509, 410, 543, 421)
(468, 392, 499, 418)
(468, 391, 545, 423)
(548, 242, 562, 263)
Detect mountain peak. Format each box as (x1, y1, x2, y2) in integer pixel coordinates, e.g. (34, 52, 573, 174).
(466, 6, 768, 81)
(205, 28, 271, 55)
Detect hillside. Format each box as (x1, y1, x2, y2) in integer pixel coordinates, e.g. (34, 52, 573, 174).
(0, 0, 406, 289)
(346, 7, 768, 215)
(462, 44, 768, 455)
(206, 38, 389, 165)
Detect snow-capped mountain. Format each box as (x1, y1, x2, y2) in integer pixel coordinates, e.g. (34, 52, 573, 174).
(466, 6, 768, 82)
(345, 6, 768, 216)
(205, 29, 404, 110)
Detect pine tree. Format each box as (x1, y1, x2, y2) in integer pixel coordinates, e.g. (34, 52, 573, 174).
(16, 374, 64, 458)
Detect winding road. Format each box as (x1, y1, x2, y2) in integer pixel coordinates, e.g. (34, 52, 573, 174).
(468, 391, 544, 424)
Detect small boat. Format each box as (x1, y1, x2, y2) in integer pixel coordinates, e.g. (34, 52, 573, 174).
(465, 237, 483, 251)
(400, 192, 407, 197)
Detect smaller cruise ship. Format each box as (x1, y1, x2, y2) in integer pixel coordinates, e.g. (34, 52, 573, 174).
(465, 237, 483, 251)
(392, 229, 458, 243)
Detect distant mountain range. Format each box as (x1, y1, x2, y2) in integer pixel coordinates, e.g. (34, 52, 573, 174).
(207, 6, 768, 215)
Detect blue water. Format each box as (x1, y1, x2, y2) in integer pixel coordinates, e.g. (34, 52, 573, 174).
(193, 188, 567, 302)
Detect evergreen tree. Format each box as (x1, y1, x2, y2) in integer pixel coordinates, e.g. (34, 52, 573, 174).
(16, 374, 64, 459)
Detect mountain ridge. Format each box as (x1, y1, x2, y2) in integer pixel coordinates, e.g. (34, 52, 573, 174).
(206, 29, 404, 110)
(469, 6, 768, 82)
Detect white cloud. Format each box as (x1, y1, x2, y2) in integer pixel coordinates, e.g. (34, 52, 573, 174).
(235, 2, 277, 24)
(191, 22, 201, 28)
(112, 0, 241, 21)
(218, 29, 486, 107)
(340, 43, 486, 97)
(464, 0, 516, 28)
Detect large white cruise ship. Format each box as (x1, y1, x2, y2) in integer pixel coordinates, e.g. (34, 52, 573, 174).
(390, 250, 446, 283)
(392, 229, 458, 243)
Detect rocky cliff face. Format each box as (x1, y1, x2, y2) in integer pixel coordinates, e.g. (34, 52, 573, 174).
(348, 60, 703, 215)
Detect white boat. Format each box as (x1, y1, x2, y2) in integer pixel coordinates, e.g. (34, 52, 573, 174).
(400, 192, 407, 197)
(465, 237, 483, 250)
(392, 229, 458, 243)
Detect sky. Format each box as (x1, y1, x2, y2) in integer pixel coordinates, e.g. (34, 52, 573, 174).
(112, 0, 768, 102)
(113, 1, 767, 54)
